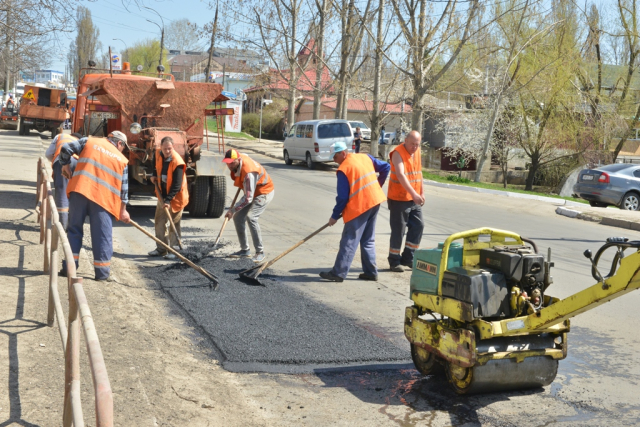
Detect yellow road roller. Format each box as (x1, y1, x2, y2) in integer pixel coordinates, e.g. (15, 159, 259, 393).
(405, 227, 640, 394)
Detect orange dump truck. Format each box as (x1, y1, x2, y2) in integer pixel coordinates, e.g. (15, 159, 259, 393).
(71, 64, 228, 218)
(19, 85, 68, 138)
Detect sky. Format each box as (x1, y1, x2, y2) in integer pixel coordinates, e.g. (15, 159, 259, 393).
(51, 0, 220, 72)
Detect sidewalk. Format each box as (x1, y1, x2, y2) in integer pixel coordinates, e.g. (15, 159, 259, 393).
(222, 136, 640, 232)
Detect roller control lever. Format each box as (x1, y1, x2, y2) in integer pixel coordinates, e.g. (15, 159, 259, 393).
(583, 249, 605, 284)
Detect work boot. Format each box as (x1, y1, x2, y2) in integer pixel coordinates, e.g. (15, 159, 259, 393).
(319, 271, 344, 282)
(390, 264, 405, 272)
(228, 249, 251, 258)
(252, 252, 265, 263)
(95, 275, 118, 283)
(164, 253, 177, 260)
(401, 261, 413, 269)
(148, 249, 165, 257)
(358, 273, 378, 281)
(58, 268, 67, 277)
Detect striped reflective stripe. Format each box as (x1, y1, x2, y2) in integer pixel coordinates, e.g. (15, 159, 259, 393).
(405, 242, 420, 249)
(72, 170, 121, 197)
(350, 171, 375, 188)
(349, 180, 378, 200)
(77, 158, 123, 182)
(390, 170, 421, 176)
(389, 178, 422, 184)
(57, 207, 69, 212)
(389, 248, 401, 255)
(73, 253, 79, 260)
(94, 261, 110, 267)
(257, 168, 270, 186)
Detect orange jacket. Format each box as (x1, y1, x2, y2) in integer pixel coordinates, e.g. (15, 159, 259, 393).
(155, 149, 189, 213)
(231, 153, 274, 196)
(52, 134, 79, 165)
(67, 137, 129, 220)
(388, 144, 422, 202)
(337, 153, 386, 223)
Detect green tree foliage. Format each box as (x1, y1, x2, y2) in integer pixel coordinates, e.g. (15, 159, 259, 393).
(124, 39, 169, 73)
(242, 98, 287, 139)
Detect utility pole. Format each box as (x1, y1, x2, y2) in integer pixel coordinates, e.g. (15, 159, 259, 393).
(144, 6, 165, 67)
(205, 3, 219, 83)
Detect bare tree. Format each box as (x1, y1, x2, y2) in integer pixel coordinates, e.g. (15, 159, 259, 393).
(165, 18, 201, 51)
(70, 6, 101, 80)
(389, 0, 480, 131)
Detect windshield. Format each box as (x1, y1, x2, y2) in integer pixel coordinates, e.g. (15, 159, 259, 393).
(349, 121, 368, 129)
(318, 123, 352, 139)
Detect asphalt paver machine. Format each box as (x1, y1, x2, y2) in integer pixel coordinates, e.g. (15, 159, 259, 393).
(405, 227, 640, 394)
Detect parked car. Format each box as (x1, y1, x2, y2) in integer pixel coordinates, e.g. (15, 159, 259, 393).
(284, 119, 354, 169)
(348, 121, 371, 141)
(380, 131, 395, 145)
(573, 163, 640, 210)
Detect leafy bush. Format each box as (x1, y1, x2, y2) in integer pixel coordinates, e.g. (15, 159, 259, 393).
(446, 175, 471, 183)
(241, 99, 287, 139)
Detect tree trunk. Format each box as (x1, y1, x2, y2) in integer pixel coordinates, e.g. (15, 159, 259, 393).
(474, 93, 502, 182)
(313, 0, 327, 119)
(204, 6, 218, 83)
(525, 154, 540, 191)
(370, 0, 385, 158)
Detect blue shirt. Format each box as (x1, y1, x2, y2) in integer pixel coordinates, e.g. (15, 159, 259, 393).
(332, 154, 390, 220)
(59, 137, 129, 204)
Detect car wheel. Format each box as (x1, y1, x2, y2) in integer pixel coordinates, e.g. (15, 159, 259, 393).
(589, 201, 607, 208)
(284, 149, 293, 165)
(620, 192, 640, 211)
(306, 152, 315, 170)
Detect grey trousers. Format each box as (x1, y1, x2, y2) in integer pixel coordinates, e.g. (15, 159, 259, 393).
(233, 190, 274, 254)
(154, 200, 183, 253)
(388, 199, 424, 267)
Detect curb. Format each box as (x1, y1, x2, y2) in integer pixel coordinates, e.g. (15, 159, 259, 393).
(555, 206, 640, 230)
(224, 141, 284, 161)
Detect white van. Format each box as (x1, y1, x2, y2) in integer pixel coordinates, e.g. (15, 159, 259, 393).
(283, 119, 354, 169)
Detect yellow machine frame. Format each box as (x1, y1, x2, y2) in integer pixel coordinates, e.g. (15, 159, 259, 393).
(405, 227, 640, 375)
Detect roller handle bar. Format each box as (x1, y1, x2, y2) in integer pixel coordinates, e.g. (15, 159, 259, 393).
(587, 238, 640, 282)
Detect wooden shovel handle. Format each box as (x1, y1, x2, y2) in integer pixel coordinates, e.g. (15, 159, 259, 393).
(263, 221, 333, 270)
(164, 206, 183, 250)
(129, 219, 218, 289)
(213, 187, 242, 247)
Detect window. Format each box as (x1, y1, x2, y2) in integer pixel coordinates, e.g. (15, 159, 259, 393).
(304, 124, 313, 138)
(296, 125, 304, 138)
(318, 122, 351, 139)
(633, 169, 640, 178)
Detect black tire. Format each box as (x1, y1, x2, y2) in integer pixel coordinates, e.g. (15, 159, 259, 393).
(206, 176, 227, 218)
(19, 118, 26, 135)
(620, 192, 640, 211)
(284, 149, 293, 165)
(306, 152, 315, 169)
(189, 176, 210, 217)
(411, 344, 442, 376)
(589, 201, 607, 208)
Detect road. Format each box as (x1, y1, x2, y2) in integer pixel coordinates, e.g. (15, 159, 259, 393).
(114, 151, 640, 425)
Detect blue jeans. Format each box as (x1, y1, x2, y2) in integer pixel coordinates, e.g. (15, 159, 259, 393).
(330, 204, 380, 279)
(52, 158, 76, 230)
(62, 192, 114, 280)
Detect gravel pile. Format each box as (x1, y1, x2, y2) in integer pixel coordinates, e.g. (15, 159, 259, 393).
(142, 251, 409, 371)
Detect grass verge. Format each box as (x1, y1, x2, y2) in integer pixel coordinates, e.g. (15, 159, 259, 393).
(423, 170, 588, 204)
(205, 117, 255, 140)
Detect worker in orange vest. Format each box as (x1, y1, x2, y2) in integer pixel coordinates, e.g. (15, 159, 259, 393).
(148, 136, 189, 259)
(45, 132, 82, 229)
(387, 130, 425, 272)
(319, 141, 390, 282)
(222, 149, 275, 263)
(59, 131, 131, 281)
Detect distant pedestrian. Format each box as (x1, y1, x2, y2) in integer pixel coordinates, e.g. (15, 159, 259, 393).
(379, 126, 386, 145)
(223, 149, 275, 263)
(387, 130, 424, 272)
(44, 132, 82, 229)
(319, 141, 390, 282)
(148, 136, 189, 260)
(59, 131, 130, 281)
(353, 127, 362, 153)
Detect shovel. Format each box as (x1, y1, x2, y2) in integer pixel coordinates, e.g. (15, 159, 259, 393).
(239, 220, 333, 284)
(154, 179, 184, 250)
(129, 219, 219, 290)
(209, 187, 242, 254)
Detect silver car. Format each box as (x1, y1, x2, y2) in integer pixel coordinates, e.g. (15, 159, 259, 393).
(573, 163, 640, 210)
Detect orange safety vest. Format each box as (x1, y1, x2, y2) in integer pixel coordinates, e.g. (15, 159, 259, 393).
(155, 149, 189, 213)
(231, 153, 274, 196)
(388, 144, 422, 202)
(52, 134, 79, 165)
(67, 137, 129, 220)
(337, 153, 386, 223)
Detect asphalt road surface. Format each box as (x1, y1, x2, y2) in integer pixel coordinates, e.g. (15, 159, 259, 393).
(112, 151, 640, 425)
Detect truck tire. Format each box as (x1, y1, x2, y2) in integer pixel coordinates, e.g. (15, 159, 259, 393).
(189, 176, 210, 217)
(206, 176, 227, 218)
(19, 118, 26, 135)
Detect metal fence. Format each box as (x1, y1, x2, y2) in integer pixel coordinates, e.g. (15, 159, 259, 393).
(35, 157, 113, 427)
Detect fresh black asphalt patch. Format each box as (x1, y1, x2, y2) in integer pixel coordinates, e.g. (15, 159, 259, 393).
(141, 247, 409, 373)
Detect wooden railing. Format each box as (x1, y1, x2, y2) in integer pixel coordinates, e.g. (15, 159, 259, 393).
(35, 157, 113, 427)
